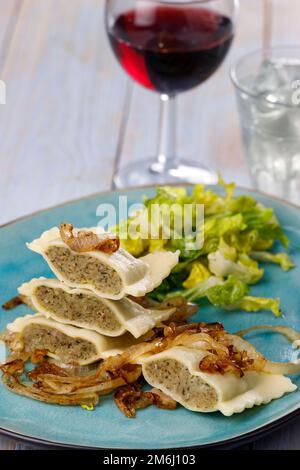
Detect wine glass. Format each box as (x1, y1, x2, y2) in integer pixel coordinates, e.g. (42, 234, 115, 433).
(105, 0, 238, 188)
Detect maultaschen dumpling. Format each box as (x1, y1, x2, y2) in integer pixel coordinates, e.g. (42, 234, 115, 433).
(18, 278, 176, 338)
(138, 322, 299, 417)
(27, 227, 179, 300)
(6, 314, 141, 366)
(141, 346, 296, 416)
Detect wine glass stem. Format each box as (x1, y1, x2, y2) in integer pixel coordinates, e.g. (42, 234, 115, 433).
(151, 94, 177, 173)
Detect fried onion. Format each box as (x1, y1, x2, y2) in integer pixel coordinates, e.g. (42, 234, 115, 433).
(2, 321, 300, 413)
(60, 223, 120, 253)
(149, 388, 177, 410)
(236, 324, 300, 375)
(2, 296, 25, 311)
(2, 374, 100, 406)
(0, 356, 142, 406)
(114, 383, 177, 418)
(32, 364, 142, 395)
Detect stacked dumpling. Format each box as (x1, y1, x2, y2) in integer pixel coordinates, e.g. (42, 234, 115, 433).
(8, 226, 179, 366)
(3, 226, 298, 417)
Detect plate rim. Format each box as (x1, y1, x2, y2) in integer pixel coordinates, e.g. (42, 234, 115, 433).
(1, 183, 300, 230)
(1, 184, 300, 450)
(1, 407, 300, 450)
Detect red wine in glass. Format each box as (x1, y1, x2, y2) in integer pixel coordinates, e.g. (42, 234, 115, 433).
(105, 0, 237, 188)
(108, 6, 234, 95)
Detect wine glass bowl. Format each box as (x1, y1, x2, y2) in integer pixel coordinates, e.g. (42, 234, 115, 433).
(105, 0, 238, 188)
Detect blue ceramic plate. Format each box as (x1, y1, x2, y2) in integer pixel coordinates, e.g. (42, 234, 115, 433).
(1, 186, 300, 449)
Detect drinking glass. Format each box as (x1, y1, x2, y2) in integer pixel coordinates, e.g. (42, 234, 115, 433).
(105, 0, 238, 188)
(231, 47, 300, 204)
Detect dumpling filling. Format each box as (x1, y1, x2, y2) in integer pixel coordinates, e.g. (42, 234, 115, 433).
(45, 246, 123, 295)
(143, 358, 218, 411)
(22, 324, 97, 363)
(34, 285, 122, 332)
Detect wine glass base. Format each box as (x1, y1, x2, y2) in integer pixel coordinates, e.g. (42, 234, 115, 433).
(113, 158, 218, 189)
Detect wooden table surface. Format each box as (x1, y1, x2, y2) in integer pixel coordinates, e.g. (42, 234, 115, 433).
(0, 0, 300, 450)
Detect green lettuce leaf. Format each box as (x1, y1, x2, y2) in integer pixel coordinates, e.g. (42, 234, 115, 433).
(226, 296, 282, 317)
(208, 250, 264, 285)
(243, 206, 289, 248)
(166, 276, 223, 303)
(204, 214, 247, 239)
(227, 195, 257, 214)
(183, 261, 211, 288)
(144, 186, 187, 208)
(115, 180, 292, 317)
(218, 237, 237, 261)
(250, 251, 294, 272)
(218, 174, 235, 200)
(206, 276, 249, 307)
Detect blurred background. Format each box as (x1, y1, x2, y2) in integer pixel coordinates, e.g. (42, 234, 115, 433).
(0, 0, 299, 225)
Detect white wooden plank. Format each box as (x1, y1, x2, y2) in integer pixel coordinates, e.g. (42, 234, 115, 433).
(0, 0, 21, 67)
(0, 0, 25, 451)
(0, 0, 128, 226)
(0, 0, 300, 452)
(271, 0, 300, 47)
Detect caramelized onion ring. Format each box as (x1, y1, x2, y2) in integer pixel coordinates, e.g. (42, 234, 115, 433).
(236, 325, 300, 344)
